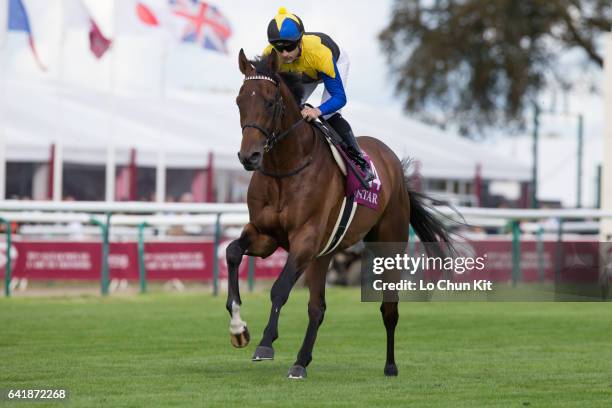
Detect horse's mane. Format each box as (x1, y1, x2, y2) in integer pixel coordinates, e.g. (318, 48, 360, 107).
(251, 55, 304, 105)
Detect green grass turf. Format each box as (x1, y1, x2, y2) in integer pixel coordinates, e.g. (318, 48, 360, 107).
(0, 288, 611, 407)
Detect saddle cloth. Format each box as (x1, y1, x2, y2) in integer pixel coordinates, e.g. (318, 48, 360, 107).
(319, 128, 382, 210)
(314, 122, 382, 257)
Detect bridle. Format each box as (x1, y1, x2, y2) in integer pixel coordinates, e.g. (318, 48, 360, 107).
(241, 74, 307, 152)
(241, 74, 312, 178)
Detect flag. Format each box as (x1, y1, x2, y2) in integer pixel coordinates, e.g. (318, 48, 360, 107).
(115, 0, 171, 35)
(64, 0, 111, 59)
(136, 2, 160, 26)
(89, 20, 111, 58)
(169, 0, 231, 53)
(8, 0, 45, 70)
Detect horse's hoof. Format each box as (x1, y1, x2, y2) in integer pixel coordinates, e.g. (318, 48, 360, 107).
(384, 363, 398, 377)
(230, 326, 250, 348)
(287, 365, 307, 379)
(252, 345, 274, 361)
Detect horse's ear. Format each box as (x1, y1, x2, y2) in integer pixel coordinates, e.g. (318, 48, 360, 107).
(268, 49, 280, 73)
(238, 48, 254, 75)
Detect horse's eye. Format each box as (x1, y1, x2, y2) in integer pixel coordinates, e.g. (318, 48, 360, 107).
(265, 100, 275, 110)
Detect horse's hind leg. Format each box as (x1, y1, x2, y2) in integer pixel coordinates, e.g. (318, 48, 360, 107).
(288, 254, 331, 379)
(226, 223, 277, 348)
(380, 302, 399, 376)
(368, 205, 409, 377)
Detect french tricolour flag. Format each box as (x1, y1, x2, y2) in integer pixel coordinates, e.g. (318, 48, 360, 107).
(7, 0, 46, 70)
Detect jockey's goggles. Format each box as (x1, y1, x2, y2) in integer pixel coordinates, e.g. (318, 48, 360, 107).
(271, 41, 299, 53)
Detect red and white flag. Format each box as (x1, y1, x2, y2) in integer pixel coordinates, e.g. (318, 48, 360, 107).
(115, 0, 174, 35)
(63, 0, 111, 59)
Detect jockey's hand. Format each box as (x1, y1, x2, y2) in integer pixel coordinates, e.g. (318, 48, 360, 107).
(301, 106, 321, 121)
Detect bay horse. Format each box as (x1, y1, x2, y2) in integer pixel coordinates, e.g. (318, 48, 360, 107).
(226, 49, 453, 379)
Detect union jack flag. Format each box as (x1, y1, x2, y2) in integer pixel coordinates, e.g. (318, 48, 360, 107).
(169, 0, 232, 53)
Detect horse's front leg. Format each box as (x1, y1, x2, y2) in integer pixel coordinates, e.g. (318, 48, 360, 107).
(251, 254, 305, 360)
(252, 228, 319, 361)
(226, 223, 277, 348)
(287, 254, 332, 379)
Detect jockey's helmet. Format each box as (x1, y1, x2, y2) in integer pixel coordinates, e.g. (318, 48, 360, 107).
(267, 7, 304, 48)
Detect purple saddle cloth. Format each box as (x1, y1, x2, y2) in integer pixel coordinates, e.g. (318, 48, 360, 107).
(335, 147, 381, 210)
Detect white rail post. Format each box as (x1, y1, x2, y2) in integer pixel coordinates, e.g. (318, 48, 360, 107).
(602, 34, 612, 241)
(105, 144, 116, 202)
(52, 143, 63, 202)
(155, 150, 166, 203)
(0, 134, 5, 200)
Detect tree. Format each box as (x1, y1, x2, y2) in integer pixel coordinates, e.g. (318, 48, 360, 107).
(379, 0, 612, 136)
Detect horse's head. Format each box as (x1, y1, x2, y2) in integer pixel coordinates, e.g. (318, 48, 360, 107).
(236, 48, 284, 171)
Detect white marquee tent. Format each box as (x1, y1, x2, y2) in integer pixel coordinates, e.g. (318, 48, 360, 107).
(2, 79, 530, 183)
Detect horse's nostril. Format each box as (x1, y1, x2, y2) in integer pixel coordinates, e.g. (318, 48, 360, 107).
(249, 152, 262, 163)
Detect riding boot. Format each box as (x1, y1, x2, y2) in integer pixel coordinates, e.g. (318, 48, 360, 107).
(326, 113, 375, 183)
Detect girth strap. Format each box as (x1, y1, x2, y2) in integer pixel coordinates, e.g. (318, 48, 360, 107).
(317, 196, 358, 257)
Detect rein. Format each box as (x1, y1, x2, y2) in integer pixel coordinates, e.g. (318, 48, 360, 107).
(241, 74, 312, 178)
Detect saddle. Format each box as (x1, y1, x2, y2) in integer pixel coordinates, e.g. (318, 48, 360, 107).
(311, 120, 382, 257)
(311, 119, 381, 210)
(311, 120, 370, 189)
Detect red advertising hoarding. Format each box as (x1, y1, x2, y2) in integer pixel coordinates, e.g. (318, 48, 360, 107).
(0, 239, 606, 283)
(0, 240, 287, 281)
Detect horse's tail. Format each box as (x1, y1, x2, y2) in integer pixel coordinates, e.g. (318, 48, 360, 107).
(402, 159, 458, 257)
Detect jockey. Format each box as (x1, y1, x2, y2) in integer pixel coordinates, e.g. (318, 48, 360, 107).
(263, 7, 375, 183)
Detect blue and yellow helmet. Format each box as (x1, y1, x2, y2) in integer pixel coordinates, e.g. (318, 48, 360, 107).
(267, 7, 305, 45)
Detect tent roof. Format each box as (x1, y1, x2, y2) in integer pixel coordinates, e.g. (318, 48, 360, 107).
(2, 80, 530, 180)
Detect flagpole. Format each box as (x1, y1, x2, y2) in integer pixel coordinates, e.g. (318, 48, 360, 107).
(156, 6, 172, 202)
(160, 28, 167, 100)
(110, 0, 118, 95)
(51, 0, 68, 201)
(0, 0, 8, 199)
(105, 0, 118, 202)
(57, 0, 66, 84)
